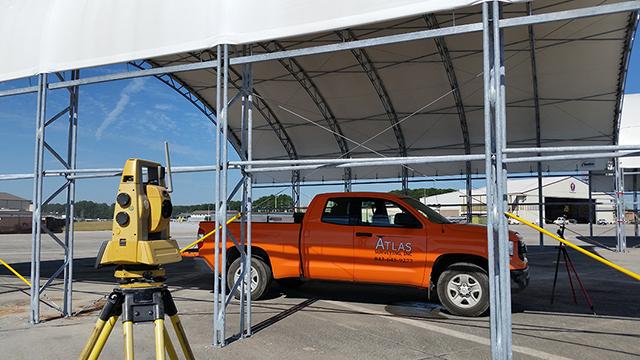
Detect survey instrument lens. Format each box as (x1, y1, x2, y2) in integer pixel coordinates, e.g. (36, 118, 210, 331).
(117, 192, 131, 207)
(115, 212, 129, 226)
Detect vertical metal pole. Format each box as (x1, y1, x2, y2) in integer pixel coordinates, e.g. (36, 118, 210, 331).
(63, 70, 79, 316)
(401, 167, 409, 195)
(30, 73, 47, 324)
(495, 2, 513, 356)
(632, 174, 638, 236)
(219, 43, 230, 344)
(239, 59, 248, 338)
(344, 168, 352, 192)
(537, 172, 544, 250)
(482, 5, 498, 355)
(246, 58, 254, 337)
(589, 172, 594, 237)
(615, 159, 626, 252)
(466, 163, 472, 223)
(486, 2, 512, 358)
(527, 1, 545, 251)
(212, 45, 223, 347)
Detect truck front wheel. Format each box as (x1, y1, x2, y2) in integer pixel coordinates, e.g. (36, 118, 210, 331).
(437, 263, 489, 317)
(227, 256, 272, 300)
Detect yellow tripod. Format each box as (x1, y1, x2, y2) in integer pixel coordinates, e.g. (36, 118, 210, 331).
(79, 267, 195, 360)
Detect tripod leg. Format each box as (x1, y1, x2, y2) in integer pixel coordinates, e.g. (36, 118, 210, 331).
(79, 291, 123, 360)
(562, 248, 578, 304)
(162, 322, 179, 360)
(79, 318, 109, 360)
(123, 321, 134, 360)
(155, 319, 166, 360)
(565, 252, 596, 314)
(169, 314, 196, 360)
(163, 289, 195, 360)
(87, 315, 119, 360)
(550, 245, 563, 304)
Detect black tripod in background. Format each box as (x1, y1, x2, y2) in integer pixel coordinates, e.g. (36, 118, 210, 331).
(550, 219, 596, 314)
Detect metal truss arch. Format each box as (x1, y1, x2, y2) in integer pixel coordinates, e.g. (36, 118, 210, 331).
(128, 59, 246, 160)
(335, 29, 408, 159)
(424, 14, 473, 218)
(256, 40, 351, 186)
(423, 14, 471, 157)
(200, 50, 299, 162)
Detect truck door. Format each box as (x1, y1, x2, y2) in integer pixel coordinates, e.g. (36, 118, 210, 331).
(301, 197, 355, 281)
(352, 198, 427, 287)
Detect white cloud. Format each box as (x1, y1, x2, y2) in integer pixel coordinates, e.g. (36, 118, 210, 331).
(95, 78, 147, 140)
(154, 104, 177, 111)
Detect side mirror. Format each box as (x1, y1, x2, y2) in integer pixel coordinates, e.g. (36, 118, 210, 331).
(394, 213, 420, 228)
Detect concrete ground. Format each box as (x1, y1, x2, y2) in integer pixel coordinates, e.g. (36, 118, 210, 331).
(1, 222, 640, 359)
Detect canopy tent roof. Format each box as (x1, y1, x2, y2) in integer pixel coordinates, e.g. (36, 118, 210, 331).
(1, 0, 637, 184)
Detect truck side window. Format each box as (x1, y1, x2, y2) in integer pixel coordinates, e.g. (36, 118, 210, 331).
(321, 198, 352, 225)
(360, 199, 420, 228)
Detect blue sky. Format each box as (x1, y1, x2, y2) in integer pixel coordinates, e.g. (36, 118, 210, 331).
(2, 47, 640, 206)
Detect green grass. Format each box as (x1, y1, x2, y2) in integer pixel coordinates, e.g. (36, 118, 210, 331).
(66, 221, 113, 231)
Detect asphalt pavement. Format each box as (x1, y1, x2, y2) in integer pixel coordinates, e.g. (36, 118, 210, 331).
(1, 222, 639, 359)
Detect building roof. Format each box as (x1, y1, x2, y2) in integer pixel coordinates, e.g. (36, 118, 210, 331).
(0, 192, 29, 202)
(472, 177, 576, 196)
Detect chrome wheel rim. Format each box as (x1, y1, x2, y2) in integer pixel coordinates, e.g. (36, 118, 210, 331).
(234, 264, 258, 292)
(446, 273, 482, 308)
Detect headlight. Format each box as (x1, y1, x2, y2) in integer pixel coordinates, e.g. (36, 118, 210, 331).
(509, 240, 514, 256)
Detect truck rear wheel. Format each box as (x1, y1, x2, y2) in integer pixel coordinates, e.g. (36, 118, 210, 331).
(437, 263, 489, 317)
(227, 256, 272, 300)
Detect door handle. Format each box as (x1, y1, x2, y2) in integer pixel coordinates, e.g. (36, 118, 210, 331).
(356, 232, 372, 237)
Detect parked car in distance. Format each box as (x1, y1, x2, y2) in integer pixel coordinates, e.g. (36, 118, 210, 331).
(597, 219, 607, 225)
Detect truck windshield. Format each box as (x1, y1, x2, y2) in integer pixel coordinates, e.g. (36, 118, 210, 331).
(401, 197, 451, 224)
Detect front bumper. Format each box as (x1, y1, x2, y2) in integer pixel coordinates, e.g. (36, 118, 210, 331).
(511, 265, 530, 293)
(192, 256, 215, 273)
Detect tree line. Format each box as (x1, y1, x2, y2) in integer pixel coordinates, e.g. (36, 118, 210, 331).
(43, 188, 453, 218)
(389, 188, 455, 199)
(43, 201, 115, 220)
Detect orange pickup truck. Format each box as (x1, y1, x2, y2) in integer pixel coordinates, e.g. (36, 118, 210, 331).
(186, 192, 529, 317)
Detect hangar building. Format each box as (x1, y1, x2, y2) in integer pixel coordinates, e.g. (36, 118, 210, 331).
(421, 177, 615, 224)
(0, 192, 32, 233)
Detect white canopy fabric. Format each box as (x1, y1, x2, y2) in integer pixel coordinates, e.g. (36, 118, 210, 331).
(0, 0, 526, 83)
(1, 0, 636, 184)
(619, 93, 640, 169)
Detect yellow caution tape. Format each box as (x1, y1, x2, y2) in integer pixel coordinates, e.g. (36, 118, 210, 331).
(0, 257, 31, 286)
(505, 212, 640, 282)
(179, 213, 242, 253)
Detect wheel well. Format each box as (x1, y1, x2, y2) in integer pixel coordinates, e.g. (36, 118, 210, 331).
(226, 246, 271, 269)
(429, 254, 488, 293)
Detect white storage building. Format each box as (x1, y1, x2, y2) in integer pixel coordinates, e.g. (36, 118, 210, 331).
(421, 177, 615, 224)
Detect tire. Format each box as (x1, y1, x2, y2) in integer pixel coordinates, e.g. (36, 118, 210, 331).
(227, 256, 272, 300)
(437, 263, 489, 317)
(275, 277, 304, 288)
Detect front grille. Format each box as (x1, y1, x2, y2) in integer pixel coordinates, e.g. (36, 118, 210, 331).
(518, 241, 527, 261)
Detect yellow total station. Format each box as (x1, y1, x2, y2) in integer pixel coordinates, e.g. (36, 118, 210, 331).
(97, 159, 181, 266)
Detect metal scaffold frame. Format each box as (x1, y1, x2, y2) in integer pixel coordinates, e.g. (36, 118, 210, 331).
(28, 70, 80, 323)
(1, 1, 640, 359)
